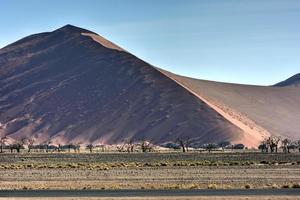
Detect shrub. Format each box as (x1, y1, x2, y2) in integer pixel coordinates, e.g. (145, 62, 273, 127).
(244, 184, 252, 189)
(292, 183, 300, 188)
(233, 143, 245, 149)
(189, 184, 198, 190)
(260, 160, 269, 165)
(208, 184, 217, 189)
(230, 161, 240, 166)
(26, 164, 34, 168)
(282, 184, 291, 188)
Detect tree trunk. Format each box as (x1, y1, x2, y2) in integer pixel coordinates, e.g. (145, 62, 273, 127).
(182, 145, 186, 152)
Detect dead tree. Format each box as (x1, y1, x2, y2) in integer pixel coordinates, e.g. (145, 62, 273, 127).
(259, 138, 269, 153)
(57, 144, 62, 152)
(27, 138, 35, 153)
(205, 143, 217, 153)
(116, 144, 125, 152)
(74, 143, 81, 153)
(86, 144, 94, 153)
(140, 139, 153, 153)
(269, 136, 281, 153)
(45, 140, 52, 153)
(10, 140, 24, 153)
(125, 138, 135, 153)
(177, 138, 190, 153)
(282, 138, 292, 153)
(217, 141, 231, 151)
(0, 137, 5, 153)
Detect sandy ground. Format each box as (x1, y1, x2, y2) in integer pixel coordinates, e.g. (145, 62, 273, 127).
(0, 153, 299, 190)
(1, 166, 299, 190)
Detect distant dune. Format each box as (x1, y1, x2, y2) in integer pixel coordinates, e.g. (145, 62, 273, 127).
(0, 25, 299, 148)
(274, 73, 300, 87)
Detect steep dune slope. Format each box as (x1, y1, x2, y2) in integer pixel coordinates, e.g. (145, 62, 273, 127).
(162, 70, 300, 140)
(0, 25, 246, 146)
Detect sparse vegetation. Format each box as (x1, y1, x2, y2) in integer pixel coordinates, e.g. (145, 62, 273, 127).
(208, 184, 217, 189)
(86, 144, 94, 153)
(259, 136, 300, 154)
(0, 152, 298, 190)
(244, 184, 252, 189)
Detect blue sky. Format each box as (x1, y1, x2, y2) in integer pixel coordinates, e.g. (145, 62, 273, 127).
(0, 0, 299, 85)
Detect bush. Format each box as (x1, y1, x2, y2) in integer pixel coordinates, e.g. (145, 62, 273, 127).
(189, 184, 198, 190)
(260, 160, 269, 165)
(233, 144, 245, 149)
(292, 183, 300, 188)
(244, 184, 252, 189)
(282, 184, 291, 189)
(208, 184, 217, 189)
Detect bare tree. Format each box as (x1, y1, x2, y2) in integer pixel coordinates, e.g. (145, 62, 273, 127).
(177, 138, 190, 152)
(67, 143, 73, 152)
(116, 144, 125, 152)
(125, 138, 135, 153)
(218, 141, 231, 151)
(45, 140, 52, 153)
(57, 144, 62, 152)
(259, 138, 269, 153)
(74, 143, 81, 153)
(297, 140, 300, 153)
(205, 143, 217, 153)
(27, 138, 35, 153)
(86, 144, 94, 153)
(270, 136, 281, 153)
(282, 138, 292, 153)
(0, 137, 5, 153)
(10, 139, 24, 153)
(68, 143, 81, 153)
(140, 139, 153, 153)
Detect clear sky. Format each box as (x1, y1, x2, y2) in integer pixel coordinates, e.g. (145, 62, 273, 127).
(0, 0, 299, 85)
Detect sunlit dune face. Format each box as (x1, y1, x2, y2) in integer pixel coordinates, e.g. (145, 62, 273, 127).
(81, 33, 125, 52)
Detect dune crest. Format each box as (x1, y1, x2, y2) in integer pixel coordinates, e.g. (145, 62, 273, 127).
(81, 33, 125, 52)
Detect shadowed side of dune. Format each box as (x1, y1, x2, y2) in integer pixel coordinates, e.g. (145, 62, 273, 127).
(0, 25, 245, 146)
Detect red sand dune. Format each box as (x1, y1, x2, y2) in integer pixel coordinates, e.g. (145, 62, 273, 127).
(0, 25, 299, 148)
